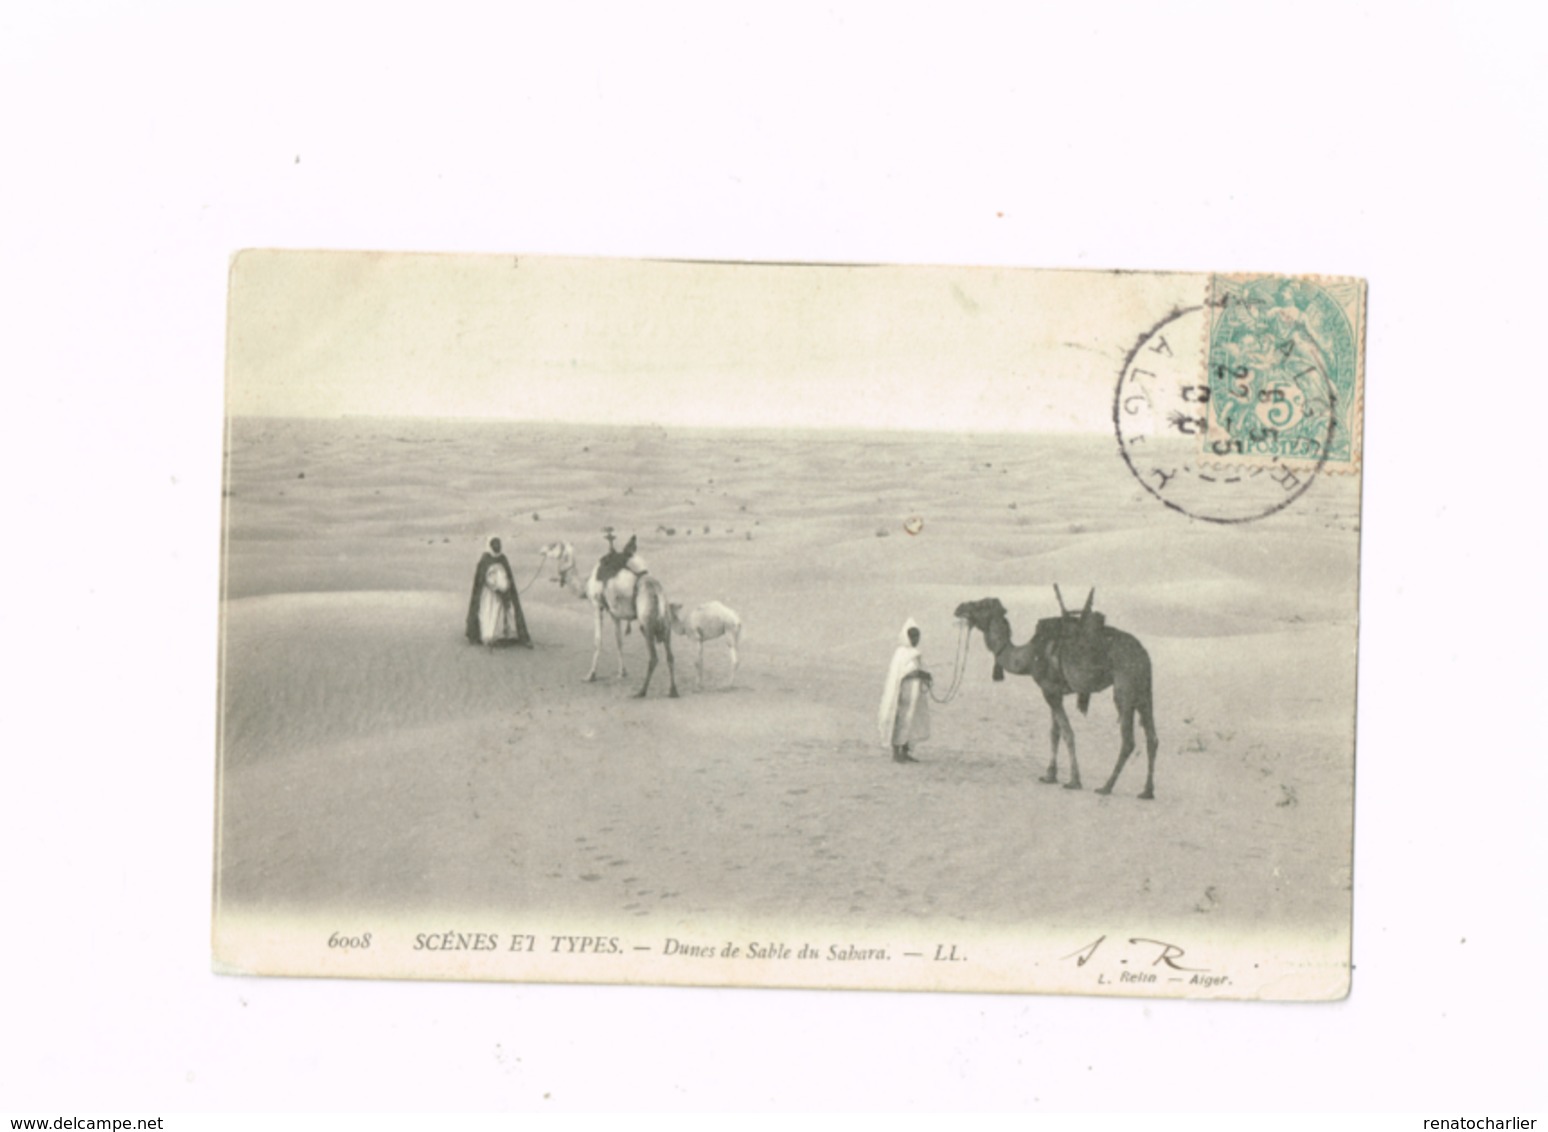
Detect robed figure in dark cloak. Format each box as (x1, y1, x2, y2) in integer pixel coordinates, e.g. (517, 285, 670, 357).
(465, 537, 532, 647)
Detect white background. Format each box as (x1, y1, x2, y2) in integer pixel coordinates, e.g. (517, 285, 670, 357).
(1, 1, 1542, 1115)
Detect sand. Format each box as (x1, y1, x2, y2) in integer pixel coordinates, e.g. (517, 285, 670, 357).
(216, 417, 1359, 963)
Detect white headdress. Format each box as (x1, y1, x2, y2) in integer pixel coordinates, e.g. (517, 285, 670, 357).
(878, 618, 925, 746)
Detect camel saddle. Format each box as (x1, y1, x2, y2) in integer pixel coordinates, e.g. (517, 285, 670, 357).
(596, 535, 640, 587)
(1036, 610, 1107, 715)
(595, 536, 646, 631)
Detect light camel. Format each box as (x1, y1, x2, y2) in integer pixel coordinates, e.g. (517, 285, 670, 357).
(537, 541, 581, 592)
(540, 538, 678, 698)
(667, 601, 742, 689)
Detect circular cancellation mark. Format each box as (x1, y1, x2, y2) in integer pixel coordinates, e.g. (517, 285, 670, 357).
(1112, 303, 1334, 524)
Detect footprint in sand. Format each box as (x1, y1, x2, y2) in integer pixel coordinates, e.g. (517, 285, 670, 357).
(579, 873, 602, 882)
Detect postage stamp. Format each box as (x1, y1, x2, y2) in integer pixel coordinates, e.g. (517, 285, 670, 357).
(1203, 274, 1366, 472)
(214, 253, 1363, 1000)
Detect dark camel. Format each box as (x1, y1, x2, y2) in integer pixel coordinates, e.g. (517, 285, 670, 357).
(953, 591, 1159, 798)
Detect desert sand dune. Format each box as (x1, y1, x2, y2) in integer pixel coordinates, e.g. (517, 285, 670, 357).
(217, 418, 1357, 950)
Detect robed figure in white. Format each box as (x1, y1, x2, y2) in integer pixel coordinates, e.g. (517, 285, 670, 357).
(878, 618, 932, 763)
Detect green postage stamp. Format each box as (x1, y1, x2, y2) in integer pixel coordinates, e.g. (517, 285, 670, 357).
(1204, 274, 1365, 472)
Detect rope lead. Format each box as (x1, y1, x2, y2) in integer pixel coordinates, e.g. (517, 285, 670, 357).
(929, 619, 970, 705)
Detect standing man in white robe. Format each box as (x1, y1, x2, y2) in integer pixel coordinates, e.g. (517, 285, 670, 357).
(878, 618, 933, 763)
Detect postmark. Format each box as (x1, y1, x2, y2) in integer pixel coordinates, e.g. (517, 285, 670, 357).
(1114, 305, 1321, 523)
(1113, 274, 1364, 524)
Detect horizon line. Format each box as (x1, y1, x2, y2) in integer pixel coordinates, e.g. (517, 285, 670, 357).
(225, 413, 1113, 437)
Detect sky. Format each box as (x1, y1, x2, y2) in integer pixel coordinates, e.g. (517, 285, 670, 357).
(225, 252, 1202, 433)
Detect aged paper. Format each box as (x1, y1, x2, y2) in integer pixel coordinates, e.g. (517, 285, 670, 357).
(215, 252, 1364, 999)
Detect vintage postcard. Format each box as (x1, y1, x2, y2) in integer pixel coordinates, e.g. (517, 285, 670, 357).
(214, 252, 1364, 999)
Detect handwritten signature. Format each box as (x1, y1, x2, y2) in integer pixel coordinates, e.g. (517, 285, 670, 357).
(1062, 935, 1207, 972)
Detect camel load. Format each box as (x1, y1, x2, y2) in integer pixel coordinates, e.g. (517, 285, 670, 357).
(1038, 584, 1107, 717)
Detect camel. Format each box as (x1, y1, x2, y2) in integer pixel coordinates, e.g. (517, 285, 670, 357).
(954, 589, 1159, 798)
(540, 537, 678, 698)
(537, 541, 581, 592)
(667, 601, 742, 689)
